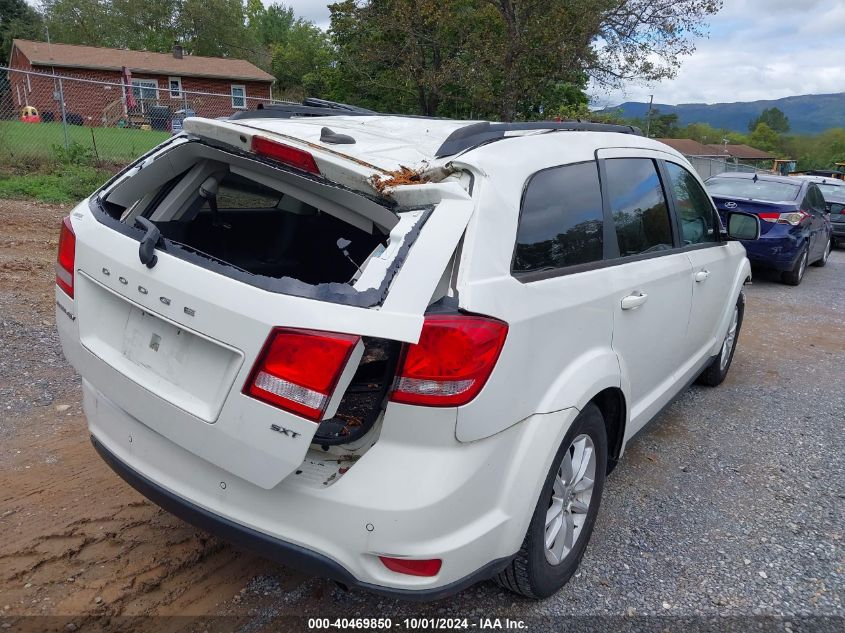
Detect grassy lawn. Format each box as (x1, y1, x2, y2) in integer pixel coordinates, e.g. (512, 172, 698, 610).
(0, 120, 169, 164)
(0, 164, 114, 204)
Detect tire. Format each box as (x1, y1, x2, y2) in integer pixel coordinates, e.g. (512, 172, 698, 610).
(495, 403, 607, 599)
(781, 246, 808, 286)
(812, 237, 832, 267)
(697, 292, 745, 387)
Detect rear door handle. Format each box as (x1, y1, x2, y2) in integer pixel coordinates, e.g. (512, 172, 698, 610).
(695, 269, 711, 283)
(620, 291, 648, 310)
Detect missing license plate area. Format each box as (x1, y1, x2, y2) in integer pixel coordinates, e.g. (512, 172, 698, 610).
(122, 308, 188, 371)
(76, 274, 243, 422)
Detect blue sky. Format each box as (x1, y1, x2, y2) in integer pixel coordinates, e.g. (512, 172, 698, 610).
(279, 0, 845, 107)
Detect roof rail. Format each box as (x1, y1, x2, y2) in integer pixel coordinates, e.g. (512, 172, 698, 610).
(300, 98, 375, 113)
(435, 121, 643, 158)
(229, 99, 376, 121)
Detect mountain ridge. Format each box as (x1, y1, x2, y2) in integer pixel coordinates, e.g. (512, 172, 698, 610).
(602, 93, 845, 134)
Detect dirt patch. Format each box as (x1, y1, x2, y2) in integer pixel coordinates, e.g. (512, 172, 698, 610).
(0, 198, 67, 325)
(0, 199, 289, 627)
(2, 419, 256, 612)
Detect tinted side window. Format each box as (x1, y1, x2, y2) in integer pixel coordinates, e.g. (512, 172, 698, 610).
(808, 185, 826, 213)
(513, 162, 604, 272)
(605, 158, 674, 256)
(665, 162, 718, 245)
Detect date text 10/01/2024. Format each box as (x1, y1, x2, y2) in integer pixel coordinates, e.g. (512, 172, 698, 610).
(307, 618, 528, 630)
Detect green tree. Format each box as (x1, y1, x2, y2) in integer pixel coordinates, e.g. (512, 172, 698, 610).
(328, 0, 502, 116)
(748, 107, 790, 134)
(783, 128, 845, 170)
(41, 0, 113, 47)
(675, 122, 729, 145)
(271, 21, 333, 100)
(247, 0, 294, 46)
(177, 0, 256, 58)
(1, 0, 43, 64)
(41, 0, 266, 65)
(748, 122, 781, 153)
(107, 0, 179, 52)
(328, 0, 723, 120)
(651, 111, 680, 137)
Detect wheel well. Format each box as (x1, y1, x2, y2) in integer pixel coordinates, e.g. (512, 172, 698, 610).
(591, 388, 626, 474)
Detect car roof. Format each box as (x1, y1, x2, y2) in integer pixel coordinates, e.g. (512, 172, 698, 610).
(707, 171, 803, 186)
(223, 115, 678, 174)
(794, 175, 845, 186)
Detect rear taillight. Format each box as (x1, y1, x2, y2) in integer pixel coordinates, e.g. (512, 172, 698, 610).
(390, 314, 508, 407)
(379, 556, 442, 577)
(758, 210, 810, 225)
(251, 136, 320, 175)
(244, 328, 360, 421)
(56, 216, 76, 297)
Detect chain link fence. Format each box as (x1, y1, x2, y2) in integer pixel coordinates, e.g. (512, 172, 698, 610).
(687, 156, 769, 180)
(1, 65, 277, 166)
(3, 64, 778, 180)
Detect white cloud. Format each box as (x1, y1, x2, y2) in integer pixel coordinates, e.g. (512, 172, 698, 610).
(591, 0, 845, 106)
(266, 0, 332, 29)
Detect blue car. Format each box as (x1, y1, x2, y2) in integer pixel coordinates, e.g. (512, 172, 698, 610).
(795, 176, 845, 248)
(706, 173, 833, 285)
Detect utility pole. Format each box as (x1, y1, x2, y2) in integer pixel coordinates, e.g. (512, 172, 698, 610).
(645, 95, 654, 137)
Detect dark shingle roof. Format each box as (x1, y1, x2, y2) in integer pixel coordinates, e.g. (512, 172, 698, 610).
(704, 143, 775, 160)
(13, 39, 274, 82)
(656, 138, 725, 156)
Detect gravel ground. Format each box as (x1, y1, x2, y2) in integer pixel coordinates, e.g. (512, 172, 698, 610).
(0, 198, 842, 632)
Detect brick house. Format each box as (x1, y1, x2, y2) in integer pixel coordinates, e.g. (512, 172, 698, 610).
(7, 39, 275, 127)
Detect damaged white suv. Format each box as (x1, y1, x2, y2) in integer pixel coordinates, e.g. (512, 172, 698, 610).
(55, 106, 759, 599)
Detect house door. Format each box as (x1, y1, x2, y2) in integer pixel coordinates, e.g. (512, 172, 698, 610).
(131, 80, 158, 113)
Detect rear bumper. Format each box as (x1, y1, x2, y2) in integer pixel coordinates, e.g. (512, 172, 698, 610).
(831, 222, 845, 240)
(741, 233, 805, 271)
(91, 435, 509, 601)
(83, 380, 576, 597)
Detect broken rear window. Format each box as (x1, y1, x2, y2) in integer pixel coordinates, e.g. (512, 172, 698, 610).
(90, 140, 431, 307)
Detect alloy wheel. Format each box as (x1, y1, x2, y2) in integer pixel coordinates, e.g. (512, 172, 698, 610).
(544, 434, 596, 565)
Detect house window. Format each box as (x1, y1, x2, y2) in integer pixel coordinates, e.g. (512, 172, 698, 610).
(169, 77, 182, 98)
(131, 79, 159, 113)
(231, 84, 246, 109)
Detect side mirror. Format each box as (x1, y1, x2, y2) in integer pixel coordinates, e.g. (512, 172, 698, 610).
(726, 211, 760, 241)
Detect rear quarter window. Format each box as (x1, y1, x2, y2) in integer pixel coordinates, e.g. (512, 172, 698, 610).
(512, 161, 604, 273)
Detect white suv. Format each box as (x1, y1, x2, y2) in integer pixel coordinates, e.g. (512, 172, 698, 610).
(55, 110, 759, 599)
